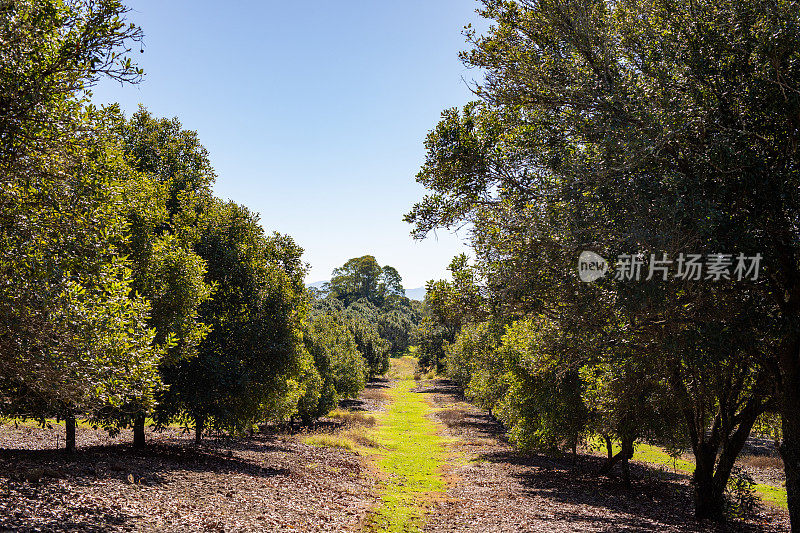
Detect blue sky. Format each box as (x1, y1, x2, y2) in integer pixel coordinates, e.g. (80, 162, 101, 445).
(91, 1, 485, 289)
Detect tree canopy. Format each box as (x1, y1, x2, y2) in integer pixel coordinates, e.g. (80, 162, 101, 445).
(0, 0, 316, 450)
(0, 0, 156, 451)
(408, 0, 800, 525)
(329, 255, 406, 307)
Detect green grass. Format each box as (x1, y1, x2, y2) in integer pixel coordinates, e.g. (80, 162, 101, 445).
(596, 438, 788, 509)
(632, 442, 696, 473)
(365, 356, 448, 532)
(752, 482, 788, 508)
(303, 434, 357, 451)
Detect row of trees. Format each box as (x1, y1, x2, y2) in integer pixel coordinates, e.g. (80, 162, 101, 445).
(298, 255, 424, 422)
(409, 0, 800, 529)
(0, 0, 401, 452)
(313, 255, 425, 364)
(2, 0, 175, 450)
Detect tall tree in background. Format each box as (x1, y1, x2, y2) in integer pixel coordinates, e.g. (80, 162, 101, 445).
(379, 266, 404, 298)
(329, 255, 409, 306)
(329, 255, 385, 306)
(325, 255, 420, 374)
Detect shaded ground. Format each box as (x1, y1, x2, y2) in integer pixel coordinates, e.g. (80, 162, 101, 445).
(0, 425, 375, 532)
(730, 438, 784, 490)
(0, 375, 791, 532)
(737, 452, 785, 490)
(340, 379, 391, 413)
(419, 378, 790, 533)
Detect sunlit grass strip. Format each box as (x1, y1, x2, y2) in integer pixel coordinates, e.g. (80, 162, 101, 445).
(366, 357, 448, 532)
(631, 442, 696, 473)
(597, 438, 788, 509)
(752, 482, 788, 508)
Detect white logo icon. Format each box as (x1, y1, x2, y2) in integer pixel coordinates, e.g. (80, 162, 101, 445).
(578, 251, 608, 282)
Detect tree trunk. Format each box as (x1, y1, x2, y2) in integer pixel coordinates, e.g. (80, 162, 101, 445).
(195, 414, 204, 445)
(620, 438, 633, 486)
(781, 421, 800, 533)
(688, 392, 765, 522)
(621, 455, 631, 486)
(65, 411, 76, 454)
(780, 344, 800, 532)
(692, 443, 725, 521)
(133, 414, 146, 450)
(599, 436, 634, 484)
(604, 435, 613, 460)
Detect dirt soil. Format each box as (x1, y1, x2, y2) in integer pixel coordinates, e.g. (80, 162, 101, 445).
(0, 377, 791, 532)
(0, 425, 375, 532)
(419, 379, 790, 533)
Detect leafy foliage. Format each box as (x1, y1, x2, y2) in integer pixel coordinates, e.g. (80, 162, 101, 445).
(158, 200, 307, 438)
(299, 313, 366, 423)
(318, 256, 423, 383)
(328, 255, 407, 308)
(0, 0, 159, 432)
(408, 0, 800, 523)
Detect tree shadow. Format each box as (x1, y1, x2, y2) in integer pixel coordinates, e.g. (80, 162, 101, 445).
(741, 436, 781, 457)
(200, 434, 294, 455)
(413, 378, 464, 397)
(367, 378, 390, 388)
(0, 437, 293, 532)
(477, 449, 774, 532)
(338, 398, 369, 411)
(437, 410, 507, 438)
(1, 506, 131, 533)
(339, 381, 390, 412)
(0, 439, 291, 488)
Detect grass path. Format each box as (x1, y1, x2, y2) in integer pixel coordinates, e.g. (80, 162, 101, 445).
(364, 356, 449, 532)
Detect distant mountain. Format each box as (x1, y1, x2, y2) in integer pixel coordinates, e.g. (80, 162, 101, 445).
(404, 287, 426, 301)
(305, 280, 426, 301)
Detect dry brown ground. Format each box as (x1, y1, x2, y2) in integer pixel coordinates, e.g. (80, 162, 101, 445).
(0, 377, 791, 532)
(0, 378, 391, 533)
(420, 378, 790, 533)
(0, 425, 376, 532)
